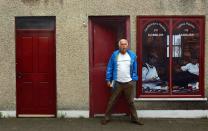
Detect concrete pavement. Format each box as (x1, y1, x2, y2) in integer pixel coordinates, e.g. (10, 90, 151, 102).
(0, 117, 208, 131)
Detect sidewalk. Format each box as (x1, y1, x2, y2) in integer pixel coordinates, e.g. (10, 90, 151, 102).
(0, 117, 208, 131)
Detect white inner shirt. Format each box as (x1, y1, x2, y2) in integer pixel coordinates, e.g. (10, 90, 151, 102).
(117, 53, 132, 82)
(181, 63, 199, 76)
(142, 63, 160, 81)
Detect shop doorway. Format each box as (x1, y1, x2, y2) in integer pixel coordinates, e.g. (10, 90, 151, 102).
(89, 16, 130, 117)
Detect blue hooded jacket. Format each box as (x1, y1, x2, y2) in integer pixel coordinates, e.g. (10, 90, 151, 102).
(106, 50, 138, 83)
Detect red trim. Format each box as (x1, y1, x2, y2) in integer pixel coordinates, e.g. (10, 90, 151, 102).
(136, 15, 205, 18)
(136, 16, 142, 97)
(169, 19, 173, 95)
(126, 17, 131, 48)
(88, 18, 94, 117)
(139, 95, 203, 98)
(16, 29, 54, 31)
(15, 19, 18, 118)
(54, 17, 57, 117)
(200, 16, 205, 97)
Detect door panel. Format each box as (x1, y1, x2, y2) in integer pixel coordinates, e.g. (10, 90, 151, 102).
(92, 23, 116, 114)
(93, 24, 115, 66)
(89, 17, 130, 117)
(21, 36, 34, 73)
(38, 36, 50, 72)
(16, 30, 56, 116)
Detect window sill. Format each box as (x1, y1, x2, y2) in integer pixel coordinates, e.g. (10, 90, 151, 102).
(134, 98, 207, 101)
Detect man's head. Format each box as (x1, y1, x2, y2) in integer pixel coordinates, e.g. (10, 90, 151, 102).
(148, 53, 158, 66)
(118, 39, 129, 54)
(190, 55, 198, 64)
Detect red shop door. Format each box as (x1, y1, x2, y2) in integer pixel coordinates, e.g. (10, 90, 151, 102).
(16, 30, 56, 117)
(89, 16, 130, 117)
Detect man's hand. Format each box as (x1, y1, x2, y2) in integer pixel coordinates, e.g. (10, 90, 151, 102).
(150, 76, 157, 81)
(107, 81, 112, 88)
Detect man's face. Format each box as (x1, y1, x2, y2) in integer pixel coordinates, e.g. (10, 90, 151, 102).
(191, 58, 198, 64)
(149, 57, 157, 65)
(148, 53, 158, 65)
(119, 39, 128, 54)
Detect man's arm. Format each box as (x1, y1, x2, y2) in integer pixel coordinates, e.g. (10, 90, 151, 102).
(142, 66, 160, 83)
(142, 79, 162, 83)
(181, 63, 190, 71)
(131, 56, 138, 81)
(106, 54, 114, 87)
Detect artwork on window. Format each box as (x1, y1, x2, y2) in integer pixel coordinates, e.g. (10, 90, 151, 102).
(172, 21, 200, 94)
(142, 21, 169, 94)
(137, 16, 204, 97)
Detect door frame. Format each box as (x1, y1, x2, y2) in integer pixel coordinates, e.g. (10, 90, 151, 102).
(89, 16, 130, 117)
(15, 21, 57, 117)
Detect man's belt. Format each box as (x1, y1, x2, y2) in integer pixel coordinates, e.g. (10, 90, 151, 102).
(116, 81, 131, 84)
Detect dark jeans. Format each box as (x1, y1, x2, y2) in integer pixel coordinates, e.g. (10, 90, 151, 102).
(104, 81, 139, 121)
(173, 71, 199, 87)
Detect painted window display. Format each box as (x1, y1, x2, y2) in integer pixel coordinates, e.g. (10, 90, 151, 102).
(137, 16, 204, 97)
(172, 20, 200, 94)
(141, 21, 169, 94)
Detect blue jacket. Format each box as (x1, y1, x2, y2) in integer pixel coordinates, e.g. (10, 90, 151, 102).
(106, 50, 138, 82)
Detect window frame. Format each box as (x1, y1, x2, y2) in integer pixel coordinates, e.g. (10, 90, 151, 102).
(136, 16, 205, 98)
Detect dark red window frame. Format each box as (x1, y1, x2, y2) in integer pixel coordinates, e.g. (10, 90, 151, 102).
(137, 16, 205, 98)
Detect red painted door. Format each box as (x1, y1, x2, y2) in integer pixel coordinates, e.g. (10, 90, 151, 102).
(16, 30, 56, 116)
(89, 17, 130, 117)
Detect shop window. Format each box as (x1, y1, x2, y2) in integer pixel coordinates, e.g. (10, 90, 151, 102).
(137, 16, 205, 98)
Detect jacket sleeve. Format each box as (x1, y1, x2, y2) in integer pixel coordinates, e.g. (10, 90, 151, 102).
(106, 54, 114, 82)
(132, 56, 138, 81)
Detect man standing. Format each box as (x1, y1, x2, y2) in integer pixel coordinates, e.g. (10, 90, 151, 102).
(101, 39, 143, 125)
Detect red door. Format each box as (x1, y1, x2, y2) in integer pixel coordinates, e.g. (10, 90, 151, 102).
(89, 16, 130, 117)
(16, 30, 56, 117)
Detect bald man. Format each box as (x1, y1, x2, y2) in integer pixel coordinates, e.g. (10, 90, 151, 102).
(101, 39, 143, 125)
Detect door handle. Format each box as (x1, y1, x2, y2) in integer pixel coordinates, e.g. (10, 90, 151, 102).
(16, 72, 23, 79)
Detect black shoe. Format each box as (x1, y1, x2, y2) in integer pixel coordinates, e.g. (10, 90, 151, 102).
(101, 119, 110, 125)
(131, 120, 144, 125)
